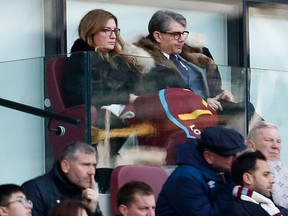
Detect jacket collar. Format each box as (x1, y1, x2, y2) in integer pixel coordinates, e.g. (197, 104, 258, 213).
(52, 162, 82, 195)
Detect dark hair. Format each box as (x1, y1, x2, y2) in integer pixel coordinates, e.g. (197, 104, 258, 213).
(0, 184, 23, 205)
(117, 181, 154, 207)
(49, 200, 92, 216)
(231, 150, 267, 185)
(58, 141, 96, 161)
(148, 10, 187, 37)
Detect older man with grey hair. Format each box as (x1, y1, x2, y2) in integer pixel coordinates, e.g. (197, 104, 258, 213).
(247, 121, 288, 208)
(22, 141, 103, 216)
(128, 9, 234, 110)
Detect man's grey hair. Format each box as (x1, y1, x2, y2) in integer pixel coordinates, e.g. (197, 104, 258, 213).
(247, 121, 278, 141)
(58, 141, 96, 161)
(148, 10, 187, 35)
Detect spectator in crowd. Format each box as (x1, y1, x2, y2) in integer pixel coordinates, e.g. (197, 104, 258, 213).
(117, 181, 155, 216)
(63, 9, 141, 109)
(222, 150, 288, 216)
(247, 121, 288, 208)
(124, 9, 261, 136)
(155, 125, 246, 216)
(125, 9, 233, 111)
(22, 141, 102, 216)
(0, 184, 32, 216)
(49, 200, 92, 216)
(63, 9, 142, 167)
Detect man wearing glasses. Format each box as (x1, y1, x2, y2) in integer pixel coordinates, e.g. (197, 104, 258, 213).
(128, 10, 234, 111)
(0, 184, 32, 216)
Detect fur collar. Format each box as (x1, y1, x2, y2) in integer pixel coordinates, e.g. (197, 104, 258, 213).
(70, 38, 94, 53)
(124, 33, 216, 75)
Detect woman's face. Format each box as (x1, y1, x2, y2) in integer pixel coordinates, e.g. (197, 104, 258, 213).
(92, 18, 118, 51)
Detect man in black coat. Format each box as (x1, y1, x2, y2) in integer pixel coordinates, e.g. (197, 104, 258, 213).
(222, 150, 288, 216)
(21, 141, 102, 216)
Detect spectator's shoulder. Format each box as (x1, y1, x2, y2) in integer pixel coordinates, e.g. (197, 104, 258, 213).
(22, 172, 52, 191)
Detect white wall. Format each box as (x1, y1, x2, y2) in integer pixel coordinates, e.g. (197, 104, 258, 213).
(0, 0, 45, 184)
(67, 1, 228, 66)
(249, 7, 288, 163)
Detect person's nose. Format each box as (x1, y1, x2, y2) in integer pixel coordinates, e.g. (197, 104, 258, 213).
(269, 174, 275, 185)
(178, 37, 184, 43)
(110, 31, 117, 39)
(271, 140, 280, 149)
(88, 165, 96, 175)
(147, 208, 155, 216)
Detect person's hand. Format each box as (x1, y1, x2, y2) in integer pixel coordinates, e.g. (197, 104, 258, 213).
(82, 174, 99, 213)
(215, 90, 234, 102)
(207, 98, 223, 111)
(129, 93, 138, 102)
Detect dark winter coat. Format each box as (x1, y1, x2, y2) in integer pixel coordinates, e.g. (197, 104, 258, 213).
(21, 162, 103, 216)
(125, 34, 222, 99)
(222, 197, 288, 216)
(63, 38, 140, 109)
(155, 139, 234, 216)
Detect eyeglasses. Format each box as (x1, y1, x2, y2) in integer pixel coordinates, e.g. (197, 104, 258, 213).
(101, 28, 120, 37)
(3, 198, 33, 209)
(159, 31, 189, 40)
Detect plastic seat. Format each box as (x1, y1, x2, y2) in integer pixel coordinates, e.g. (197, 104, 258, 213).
(46, 56, 97, 159)
(110, 165, 169, 216)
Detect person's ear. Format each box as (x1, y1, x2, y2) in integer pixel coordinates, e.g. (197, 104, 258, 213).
(203, 150, 213, 165)
(119, 204, 128, 216)
(0, 206, 9, 216)
(60, 159, 70, 174)
(243, 172, 254, 186)
(247, 140, 255, 149)
(153, 31, 162, 43)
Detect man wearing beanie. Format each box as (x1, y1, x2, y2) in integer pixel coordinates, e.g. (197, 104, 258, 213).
(156, 125, 246, 216)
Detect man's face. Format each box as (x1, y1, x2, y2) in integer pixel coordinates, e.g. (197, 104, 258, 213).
(0, 192, 32, 216)
(120, 193, 156, 216)
(249, 159, 275, 198)
(62, 151, 97, 189)
(154, 21, 186, 55)
(205, 151, 238, 172)
(251, 127, 281, 161)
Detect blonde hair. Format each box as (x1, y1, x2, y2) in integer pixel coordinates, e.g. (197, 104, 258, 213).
(78, 9, 124, 54)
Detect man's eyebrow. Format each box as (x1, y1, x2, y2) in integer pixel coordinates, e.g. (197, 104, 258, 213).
(15, 195, 25, 199)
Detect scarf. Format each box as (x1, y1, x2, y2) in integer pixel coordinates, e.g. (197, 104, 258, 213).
(233, 186, 282, 216)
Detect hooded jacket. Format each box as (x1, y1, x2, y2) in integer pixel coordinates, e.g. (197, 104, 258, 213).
(124, 33, 222, 98)
(155, 139, 234, 216)
(21, 162, 103, 216)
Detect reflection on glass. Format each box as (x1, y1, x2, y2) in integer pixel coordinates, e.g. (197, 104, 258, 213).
(67, 54, 248, 167)
(45, 51, 253, 193)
